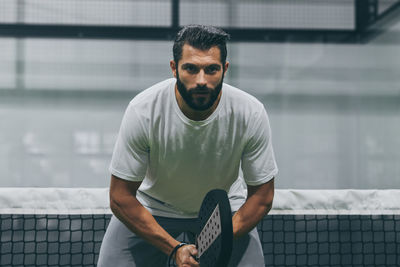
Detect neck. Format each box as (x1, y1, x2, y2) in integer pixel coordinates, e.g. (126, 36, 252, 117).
(174, 85, 221, 121)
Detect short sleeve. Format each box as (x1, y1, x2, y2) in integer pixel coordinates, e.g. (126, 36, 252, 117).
(241, 107, 278, 186)
(109, 103, 149, 181)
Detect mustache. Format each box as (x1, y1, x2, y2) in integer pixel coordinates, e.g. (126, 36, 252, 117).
(190, 85, 211, 93)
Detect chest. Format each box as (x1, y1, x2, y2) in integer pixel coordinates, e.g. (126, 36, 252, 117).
(150, 116, 247, 162)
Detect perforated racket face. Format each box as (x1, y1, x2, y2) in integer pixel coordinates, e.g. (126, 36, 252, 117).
(197, 204, 222, 257)
(196, 189, 233, 267)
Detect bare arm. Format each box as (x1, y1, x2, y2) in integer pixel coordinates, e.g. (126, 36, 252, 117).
(109, 175, 199, 266)
(232, 178, 274, 239)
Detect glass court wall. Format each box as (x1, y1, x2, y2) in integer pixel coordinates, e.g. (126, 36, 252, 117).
(0, 0, 399, 189)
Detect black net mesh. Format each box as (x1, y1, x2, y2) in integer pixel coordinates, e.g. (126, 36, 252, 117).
(0, 214, 108, 266)
(259, 215, 400, 267)
(1, 214, 399, 266)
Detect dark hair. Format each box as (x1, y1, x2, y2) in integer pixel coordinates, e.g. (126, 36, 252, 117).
(173, 25, 230, 65)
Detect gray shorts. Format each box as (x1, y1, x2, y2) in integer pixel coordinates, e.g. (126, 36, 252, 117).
(97, 215, 265, 267)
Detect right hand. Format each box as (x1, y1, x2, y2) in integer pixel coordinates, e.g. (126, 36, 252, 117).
(174, 244, 199, 267)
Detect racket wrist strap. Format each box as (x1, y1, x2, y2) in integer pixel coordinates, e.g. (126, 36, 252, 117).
(168, 242, 187, 265)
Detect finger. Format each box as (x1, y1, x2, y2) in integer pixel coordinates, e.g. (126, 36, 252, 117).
(180, 259, 199, 267)
(187, 256, 200, 267)
(187, 245, 198, 256)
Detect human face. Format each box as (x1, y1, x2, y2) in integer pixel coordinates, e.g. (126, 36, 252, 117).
(171, 44, 229, 112)
(176, 68, 223, 111)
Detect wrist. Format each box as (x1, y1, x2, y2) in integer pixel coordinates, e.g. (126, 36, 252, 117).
(168, 242, 188, 264)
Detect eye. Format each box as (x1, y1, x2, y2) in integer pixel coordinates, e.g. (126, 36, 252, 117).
(205, 65, 220, 74)
(182, 64, 199, 74)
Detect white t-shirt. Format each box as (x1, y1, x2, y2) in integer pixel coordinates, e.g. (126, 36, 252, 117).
(110, 78, 278, 218)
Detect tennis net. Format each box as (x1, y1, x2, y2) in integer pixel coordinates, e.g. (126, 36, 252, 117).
(0, 188, 399, 266)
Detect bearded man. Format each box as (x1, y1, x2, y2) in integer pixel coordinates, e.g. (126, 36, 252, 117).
(97, 25, 278, 267)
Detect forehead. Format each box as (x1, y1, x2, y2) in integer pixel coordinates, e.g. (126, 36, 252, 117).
(180, 44, 222, 65)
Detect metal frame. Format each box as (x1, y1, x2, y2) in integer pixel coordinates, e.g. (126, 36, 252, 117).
(0, 24, 357, 43)
(357, 0, 400, 42)
(0, 0, 398, 43)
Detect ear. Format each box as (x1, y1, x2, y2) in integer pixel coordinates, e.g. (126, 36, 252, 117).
(170, 60, 177, 78)
(223, 61, 229, 75)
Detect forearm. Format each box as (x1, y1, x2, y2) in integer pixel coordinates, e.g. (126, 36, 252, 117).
(110, 193, 180, 255)
(232, 179, 274, 239)
(232, 196, 272, 238)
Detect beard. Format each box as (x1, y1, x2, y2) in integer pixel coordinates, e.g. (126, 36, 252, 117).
(176, 70, 224, 111)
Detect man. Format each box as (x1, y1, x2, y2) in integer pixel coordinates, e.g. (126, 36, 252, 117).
(97, 25, 278, 267)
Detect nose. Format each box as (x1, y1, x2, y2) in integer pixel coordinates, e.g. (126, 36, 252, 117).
(196, 70, 207, 87)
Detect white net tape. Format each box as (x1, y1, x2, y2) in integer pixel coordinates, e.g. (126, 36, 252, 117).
(0, 188, 399, 215)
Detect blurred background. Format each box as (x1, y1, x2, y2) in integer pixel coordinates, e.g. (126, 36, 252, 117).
(0, 0, 399, 189)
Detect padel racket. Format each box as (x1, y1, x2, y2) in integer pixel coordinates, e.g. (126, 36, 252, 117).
(195, 189, 233, 267)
